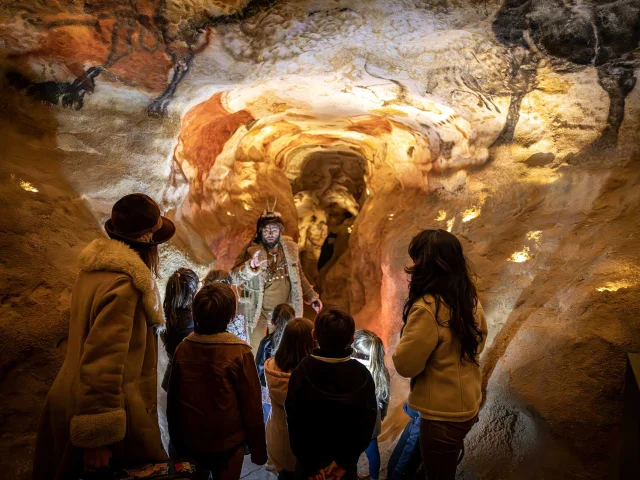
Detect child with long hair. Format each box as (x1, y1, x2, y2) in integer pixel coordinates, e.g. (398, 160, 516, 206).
(264, 318, 315, 479)
(203, 268, 248, 342)
(353, 329, 391, 480)
(161, 268, 199, 391)
(255, 304, 295, 423)
(393, 229, 488, 480)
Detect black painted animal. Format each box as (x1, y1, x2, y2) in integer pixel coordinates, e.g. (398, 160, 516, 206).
(8, 0, 279, 116)
(493, 0, 640, 149)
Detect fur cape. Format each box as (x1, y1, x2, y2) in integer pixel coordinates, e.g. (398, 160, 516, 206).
(231, 236, 306, 331)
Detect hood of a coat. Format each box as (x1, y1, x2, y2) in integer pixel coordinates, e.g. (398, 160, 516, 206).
(264, 357, 291, 406)
(78, 238, 165, 327)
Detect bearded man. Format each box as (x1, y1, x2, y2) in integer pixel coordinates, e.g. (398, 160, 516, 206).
(232, 210, 322, 348)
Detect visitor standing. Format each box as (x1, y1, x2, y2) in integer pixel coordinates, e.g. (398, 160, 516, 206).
(285, 306, 377, 480)
(32, 193, 174, 479)
(256, 303, 295, 423)
(352, 329, 391, 480)
(264, 318, 315, 480)
(393, 229, 488, 480)
(167, 284, 267, 480)
(161, 268, 198, 392)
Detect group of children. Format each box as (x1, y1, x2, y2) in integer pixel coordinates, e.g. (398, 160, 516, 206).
(161, 267, 392, 480)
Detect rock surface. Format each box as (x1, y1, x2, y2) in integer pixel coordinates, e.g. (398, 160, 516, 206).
(2, 1, 640, 479)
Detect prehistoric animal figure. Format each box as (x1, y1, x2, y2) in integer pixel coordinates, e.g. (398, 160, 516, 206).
(492, 0, 640, 149)
(7, 0, 277, 116)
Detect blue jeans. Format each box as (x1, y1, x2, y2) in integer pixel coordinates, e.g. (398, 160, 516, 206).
(365, 438, 380, 480)
(263, 403, 271, 424)
(387, 404, 423, 480)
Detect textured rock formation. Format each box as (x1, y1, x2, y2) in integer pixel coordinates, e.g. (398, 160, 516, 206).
(2, 1, 640, 479)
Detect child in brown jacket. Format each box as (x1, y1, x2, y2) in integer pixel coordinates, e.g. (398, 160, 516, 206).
(167, 283, 267, 480)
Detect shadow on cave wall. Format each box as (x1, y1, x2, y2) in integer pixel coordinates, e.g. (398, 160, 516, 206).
(0, 87, 104, 480)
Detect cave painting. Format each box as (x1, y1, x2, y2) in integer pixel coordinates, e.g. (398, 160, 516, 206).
(493, 0, 640, 149)
(3, 0, 278, 115)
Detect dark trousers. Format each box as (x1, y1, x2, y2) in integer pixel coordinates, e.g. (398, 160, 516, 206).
(365, 438, 380, 480)
(418, 417, 476, 480)
(278, 470, 294, 480)
(189, 445, 245, 480)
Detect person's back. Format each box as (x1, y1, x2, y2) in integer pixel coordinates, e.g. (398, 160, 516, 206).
(392, 229, 488, 480)
(161, 268, 198, 392)
(285, 306, 377, 480)
(32, 193, 175, 479)
(265, 317, 315, 476)
(167, 284, 267, 480)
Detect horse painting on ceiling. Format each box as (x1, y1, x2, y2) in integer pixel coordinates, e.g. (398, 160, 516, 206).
(3, 0, 278, 116)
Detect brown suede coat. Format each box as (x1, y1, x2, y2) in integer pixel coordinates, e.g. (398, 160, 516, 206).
(32, 239, 167, 480)
(167, 332, 267, 464)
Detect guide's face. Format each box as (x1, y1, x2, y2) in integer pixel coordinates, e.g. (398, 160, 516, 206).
(262, 224, 281, 245)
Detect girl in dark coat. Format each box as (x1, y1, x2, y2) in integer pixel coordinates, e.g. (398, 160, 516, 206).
(161, 268, 198, 391)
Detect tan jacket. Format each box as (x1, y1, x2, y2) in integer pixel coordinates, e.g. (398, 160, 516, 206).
(393, 296, 488, 422)
(167, 332, 267, 464)
(32, 238, 167, 480)
(264, 357, 296, 472)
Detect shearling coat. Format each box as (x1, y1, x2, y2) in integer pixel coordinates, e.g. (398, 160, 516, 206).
(32, 238, 168, 480)
(393, 296, 488, 422)
(166, 332, 267, 463)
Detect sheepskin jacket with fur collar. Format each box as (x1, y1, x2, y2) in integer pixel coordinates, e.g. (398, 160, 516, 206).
(32, 237, 168, 480)
(78, 238, 165, 327)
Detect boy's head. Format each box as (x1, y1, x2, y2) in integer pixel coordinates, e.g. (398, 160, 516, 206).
(192, 284, 236, 335)
(313, 305, 355, 355)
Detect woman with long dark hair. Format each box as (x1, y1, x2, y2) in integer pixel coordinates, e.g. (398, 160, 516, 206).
(393, 229, 488, 480)
(264, 318, 315, 479)
(161, 268, 199, 391)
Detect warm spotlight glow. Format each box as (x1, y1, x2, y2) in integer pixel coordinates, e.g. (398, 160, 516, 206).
(347, 226, 353, 234)
(527, 230, 542, 242)
(435, 210, 447, 221)
(20, 180, 38, 192)
(509, 246, 531, 263)
(446, 219, 455, 232)
(366, 189, 370, 195)
(244, 204, 251, 211)
(226, 211, 233, 216)
(262, 125, 274, 135)
(461, 206, 480, 223)
(596, 281, 634, 292)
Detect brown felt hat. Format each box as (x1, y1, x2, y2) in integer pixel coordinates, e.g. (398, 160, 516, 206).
(105, 193, 175, 245)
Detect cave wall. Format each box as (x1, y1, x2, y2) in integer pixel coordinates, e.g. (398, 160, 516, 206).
(2, 1, 640, 479)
